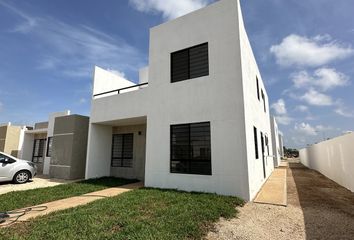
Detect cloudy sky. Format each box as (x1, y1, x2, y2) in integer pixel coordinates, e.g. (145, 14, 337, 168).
(0, 0, 353, 148)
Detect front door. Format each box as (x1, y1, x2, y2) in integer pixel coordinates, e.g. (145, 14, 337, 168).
(32, 139, 46, 174)
(260, 132, 266, 178)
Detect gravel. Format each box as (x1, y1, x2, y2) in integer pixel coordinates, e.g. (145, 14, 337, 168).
(207, 159, 354, 240)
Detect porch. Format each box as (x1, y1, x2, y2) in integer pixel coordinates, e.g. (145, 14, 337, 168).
(85, 116, 147, 181)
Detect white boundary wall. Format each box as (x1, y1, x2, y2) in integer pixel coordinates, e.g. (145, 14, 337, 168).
(299, 132, 354, 192)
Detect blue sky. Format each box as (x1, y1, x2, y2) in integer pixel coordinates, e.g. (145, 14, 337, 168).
(0, 0, 353, 148)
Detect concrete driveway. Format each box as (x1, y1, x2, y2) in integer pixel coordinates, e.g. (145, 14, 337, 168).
(0, 176, 77, 195)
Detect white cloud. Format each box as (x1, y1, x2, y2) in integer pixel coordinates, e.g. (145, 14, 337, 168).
(294, 122, 317, 136)
(270, 34, 353, 67)
(315, 125, 332, 132)
(292, 68, 349, 91)
(334, 107, 354, 118)
(271, 99, 287, 115)
(275, 115, 293, 125)
(3, 3, 145, 79)
(0, 101, 3, 112)
(78, 98, 87, 104)
(300, 89, 333, 106)
(0, 1, 38, 33)
(271, 99, 293, 125)
(295, 105, 308, 112)
(129, 0, 212, 20)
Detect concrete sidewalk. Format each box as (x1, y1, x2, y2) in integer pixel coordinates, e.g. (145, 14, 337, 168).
(253, 168, 287, 206)
(0, 176, 78, 195)
(0, 181, 143, 227)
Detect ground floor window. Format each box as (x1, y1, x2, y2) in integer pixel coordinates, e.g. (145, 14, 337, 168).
(111, 133, 133, 167)
(32, 139, 46, 163)
(170, 122, 211, 175)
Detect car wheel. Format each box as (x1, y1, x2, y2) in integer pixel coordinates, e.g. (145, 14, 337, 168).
(13, 170, 31, 184)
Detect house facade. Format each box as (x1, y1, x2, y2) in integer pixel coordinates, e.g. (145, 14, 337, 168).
(0, 122, 27, 158)
(270, 116, 281, 167)
(85, 0, 274, 201)
(19, 111, 89, 180)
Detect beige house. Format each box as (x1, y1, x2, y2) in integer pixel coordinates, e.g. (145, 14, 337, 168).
(0, 122, 28, 157)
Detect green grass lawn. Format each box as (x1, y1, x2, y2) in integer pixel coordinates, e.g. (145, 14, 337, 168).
(0, 177, 136, 212)
(0, 188, 244, 240)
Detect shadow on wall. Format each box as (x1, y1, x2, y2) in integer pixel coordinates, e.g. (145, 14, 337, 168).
(11, 150, 19, 158)
(288, 161, 354, 239)
(300, 132, 354, 193)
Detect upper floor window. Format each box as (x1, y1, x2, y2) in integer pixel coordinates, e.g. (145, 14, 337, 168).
(261, 90, 266, 113)
(256, 77, 260, 100)
(171, 43, 209, 83)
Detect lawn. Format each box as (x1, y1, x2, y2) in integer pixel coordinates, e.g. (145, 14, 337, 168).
(0, 177, 136, 212)
(0, 188, 244, 240)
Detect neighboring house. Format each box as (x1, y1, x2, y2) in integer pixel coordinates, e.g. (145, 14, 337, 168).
(85, 0, 274, 201)
(270, 116, 281, 167)
(19, 111, 89, 180)
(300, 132, 354, 192)
(0, 122, 28, 157)
(278, 132, 284, 158)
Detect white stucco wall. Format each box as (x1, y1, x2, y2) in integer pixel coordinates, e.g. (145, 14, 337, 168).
(237, 0, 274, 200)
(270, 116, 281, 167)
(279, 133, 284, 157)
(139, 67, 149, 84)
(300, 132, 354, 192)
(19, 132, 35, 161)
(85, 124, 113, 178)
(144, 0, 251, 200)
(93, 66, 136, 98)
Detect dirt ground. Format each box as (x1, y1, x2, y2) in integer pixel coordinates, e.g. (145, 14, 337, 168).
(0, 175, 76, 195)
(207, 159, 354, 240)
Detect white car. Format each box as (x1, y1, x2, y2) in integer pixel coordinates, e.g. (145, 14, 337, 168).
(0, 152, 37, 184)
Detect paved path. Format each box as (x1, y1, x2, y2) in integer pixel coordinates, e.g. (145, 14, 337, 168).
(1, 182, 143, 227)
(0, 176, 77, 195)
(207, 159, 354, 240)
(254, 167, 287, 206)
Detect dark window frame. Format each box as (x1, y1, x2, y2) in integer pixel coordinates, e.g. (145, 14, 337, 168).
(32, 138, 46, 163)
(170, 122, 212, 175)
(171, 42, 209, 83)
(253, 127, 259, 159)
(46, 137, 53, 157)
(261, 90, 266, 113)
(111, 133, 134, 168)
(256, 77, 260, 100)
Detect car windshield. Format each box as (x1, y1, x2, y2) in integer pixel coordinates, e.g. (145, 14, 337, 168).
(0, 153, 15, 163)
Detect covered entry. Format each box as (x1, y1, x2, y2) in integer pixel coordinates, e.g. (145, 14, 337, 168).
(86, 117, 146, 181)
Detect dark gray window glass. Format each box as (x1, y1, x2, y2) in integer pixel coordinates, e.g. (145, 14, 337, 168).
(171, 43, 209, 83)
(111, 133, 133, 168)
(170, 122, 211, 175)
(32, 139, 46, 163)
(254, 127, 259, 159)
(256, 77, 260, 100)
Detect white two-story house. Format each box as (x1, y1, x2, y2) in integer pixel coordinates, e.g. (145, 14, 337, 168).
(85, 0, 274, 201)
